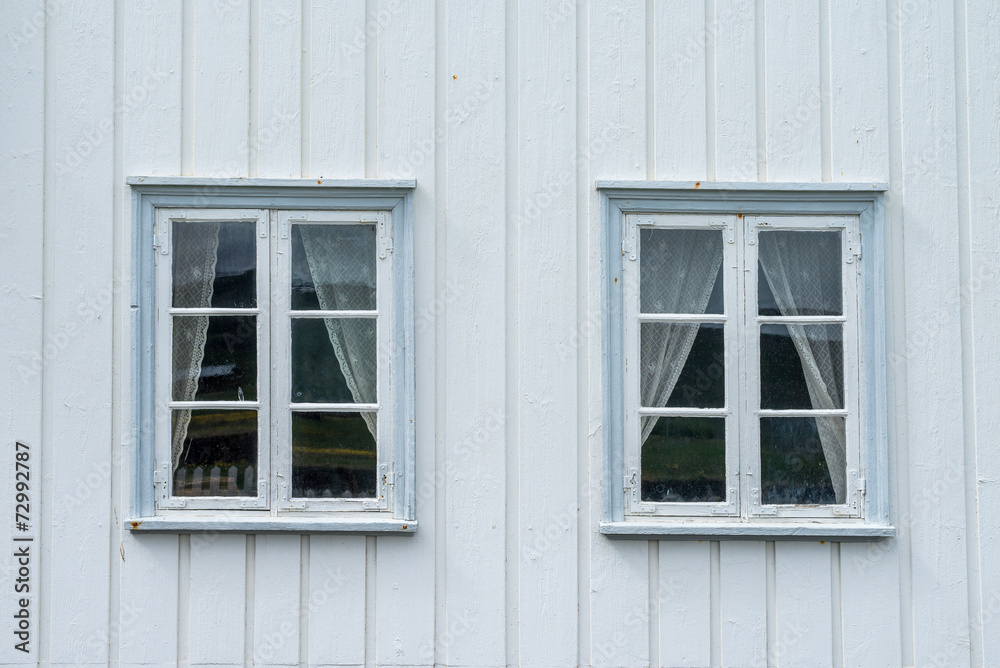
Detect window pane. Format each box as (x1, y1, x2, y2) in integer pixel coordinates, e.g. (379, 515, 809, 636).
(292, 317, 376, 404)
(173, 221, 256, 309)
(642, 322, 724, 409)
(641, 417, 726, 503)
(292, 224, 377, 311)
(760, 416, 844, 505)
(172, 315, 257, 402)
(760, 323, 843, 410)
(758, 230, 842, 316)
(172, 409, 258, 497)
(640, 228, 724, 315)
(292, 412, 377, 498)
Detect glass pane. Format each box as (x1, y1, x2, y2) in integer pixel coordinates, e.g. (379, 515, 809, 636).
(292, 224, 377, 311)
(172, 315, 257, 402)
(640, 228, 724, 315)
(760, 416, 844, 504)
(292, 412, 377, 498)
(641, 417, 726, 503)
(760, 323, 843, 410)
(172, 409, 258, 497)
(758, 230, 842, 316)
(173, 221, 256, 309)
(642, 322, 724, 408)
(292, 318, 376, 404)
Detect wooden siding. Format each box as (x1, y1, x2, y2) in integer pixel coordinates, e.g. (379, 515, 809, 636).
(0, 0, 998, 666)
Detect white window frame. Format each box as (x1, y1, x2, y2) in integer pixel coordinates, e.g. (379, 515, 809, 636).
(598, 181, 893, 540)
(127, 178, 417, 534)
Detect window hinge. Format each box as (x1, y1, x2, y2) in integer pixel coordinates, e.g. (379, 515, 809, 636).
(154, 463, 186, 508)
(622, 220, 637, 261)
(258, 217, 268, 238)
(153, 229, 169, 255)
(363, 463, 392, 510)
(376, 218, 393, 259)
(845, 226, 861, 263)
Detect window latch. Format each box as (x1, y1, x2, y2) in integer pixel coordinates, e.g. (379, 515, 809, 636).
(154, 463, 186, 508)
(624, 468, 639, 507)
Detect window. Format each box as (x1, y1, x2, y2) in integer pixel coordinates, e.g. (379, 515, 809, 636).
(599, 183, 892, 539)
(127, 179, 416, 533)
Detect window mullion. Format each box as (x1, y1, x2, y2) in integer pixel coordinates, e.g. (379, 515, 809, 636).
(271, 210, 294, 511)
(743, 216, 765, 518)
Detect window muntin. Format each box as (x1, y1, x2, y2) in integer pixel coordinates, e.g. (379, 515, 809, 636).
(623, 213, 863, 521)
(154, 208, 394, 514)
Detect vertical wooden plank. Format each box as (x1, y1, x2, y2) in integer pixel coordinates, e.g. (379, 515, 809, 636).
(251, 4, 303, 664)
(587, 10, 650, 665)
(839, 539, 902, 667)
(374, 0, 438, 665)
(517, 1, 579, 665)
(307, 536, 366, 665)
(44, 0, 116, 663)
(773, 543, 832, 668)
(714, 0, 757, 182)
(897, 1, 972, 666)
(712, 4, 768, 666)
(652, 1, 707, 179)
(829, 0, 889, 182)
(0, 0, 44, 662)
(442, 0, 507, 665)
(188, 535, 246, 665)
(185, 4, 252, 664)
(255, 0, 302, 177)
(719, 542, 767, 668)
(253, 536, 301, 665)
(763, 0, 821, 182)
(307, 0, 366, 178)
(967, 3, 1000, 665)
(118, 2, 183, 665)
(191, 0, 250, 177)
(828, 2, 901, 666)
(658, 542, 711, 668)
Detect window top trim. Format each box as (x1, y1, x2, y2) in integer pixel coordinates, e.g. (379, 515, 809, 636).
(128, 175, 416, 192)
(597, 179, 886, 196)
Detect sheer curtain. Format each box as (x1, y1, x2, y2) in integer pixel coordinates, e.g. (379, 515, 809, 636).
(758, 233, 847, 503)
(299, 226, 378, 439)
(171, 223, 221, 470)
(640, 230, 724, 442)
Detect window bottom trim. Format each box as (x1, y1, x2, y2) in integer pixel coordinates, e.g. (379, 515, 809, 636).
(128, 515, 417, 535)
(600, 520, 893, 541)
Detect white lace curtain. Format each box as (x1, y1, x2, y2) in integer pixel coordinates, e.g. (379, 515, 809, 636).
(758, 233, 847, 503)
(171, 223, 379, 472)
(640, 229, 847, 504)
(640, 230, 723, 442)
(299, 226, 378, 439)
(172, 223, 221, 470)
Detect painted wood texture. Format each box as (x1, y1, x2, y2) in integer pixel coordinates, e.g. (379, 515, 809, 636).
(0, 0, 997, 665)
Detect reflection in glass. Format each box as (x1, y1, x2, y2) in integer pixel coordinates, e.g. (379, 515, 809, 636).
(663, 323, 725, 408)
(172, 409, 258, 497)
(173, 221, 256, 309)
(758, 230, 842, 316)
(760, 323, 843, 410)
(760, 416, 843, 505)
(640, 228, 724, 315)
(641, 417, 726, 502)
(292, 224, 377, 311)
(641, 323, 724, 410)
(292, 412, 377, 498)
(291, 318, 376, 404)
(172, 315, 257, 402)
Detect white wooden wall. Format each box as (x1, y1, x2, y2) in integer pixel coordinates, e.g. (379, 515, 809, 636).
(1, 0, 998, 666)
